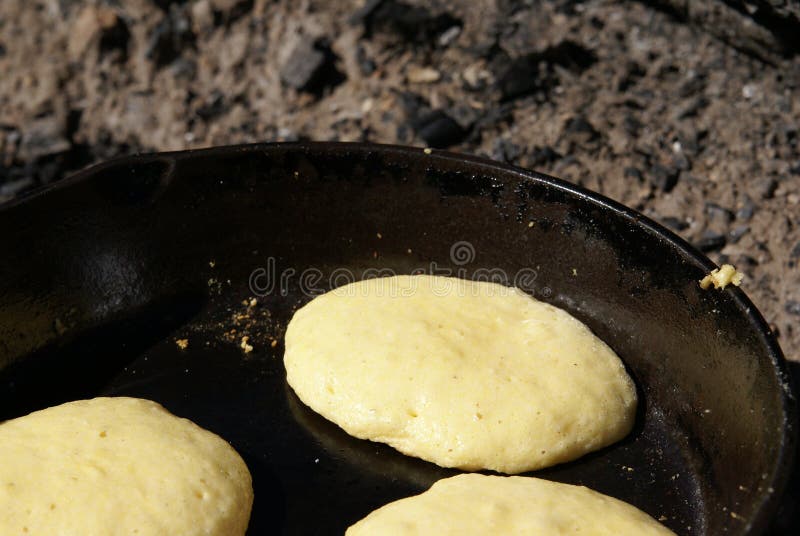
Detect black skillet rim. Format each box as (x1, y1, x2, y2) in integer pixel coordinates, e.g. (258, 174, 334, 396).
(2, 141, 796, 534)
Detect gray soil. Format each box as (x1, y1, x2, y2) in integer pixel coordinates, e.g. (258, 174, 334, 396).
(1, 0, 799, 360)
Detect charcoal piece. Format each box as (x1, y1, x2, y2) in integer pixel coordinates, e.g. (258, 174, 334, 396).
(754, 177, 778, 199)
(542, 40, 597, 72)
(98, 12, 130, 58)
(661, 216, 689, 231)
(729, 225, 750, 243)
(529, 146, 561, 167)
(146, 4, 195, 68)
(563, 116, 600, 145)
(649, 163, 680, 192)
(352, 0, 461, 45)
(356, 44, 376, 76)
(672, 152, 691, 171)
(410, 110, 466, 148)
(280, 39, 345, 95)
(695, 230, 727, 252)
(674, 96, 709, 119)
(705, 202, 735, 223)
(210, 0, 254, 22)
(496, 40, 596, 101)
(19, 116, 70, 161)
(616, 60, 645, 91)
(622, 116, 642, 136)
(491, 139, 521, 163)
(0, 177, 34, 197)
(496, 55, 544, 101)
(196, 90, 227, 120)
(736, 196, 757, 221)
(624, 167, 643, 181)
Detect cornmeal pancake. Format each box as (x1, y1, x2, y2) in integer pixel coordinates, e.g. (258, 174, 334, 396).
(346, 474, 675, 535)
(0, 397, 253, 535)
(284, 274, 637, 473)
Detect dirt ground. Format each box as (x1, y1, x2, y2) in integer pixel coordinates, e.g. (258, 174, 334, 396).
(1, 0, 799, 361)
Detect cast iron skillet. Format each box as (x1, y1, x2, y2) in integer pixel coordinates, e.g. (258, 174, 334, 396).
(0, 142, 795, 535)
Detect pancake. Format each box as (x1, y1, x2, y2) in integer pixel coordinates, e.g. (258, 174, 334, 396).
(346, 473, 675, 535)
(0, 397, 253, 535)
(284, 274, 637, 473)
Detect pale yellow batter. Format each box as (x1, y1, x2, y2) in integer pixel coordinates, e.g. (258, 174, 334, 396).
(346, 474, 675, 535)
(0, 397, 253, 535)
(284, 275, 637, 474)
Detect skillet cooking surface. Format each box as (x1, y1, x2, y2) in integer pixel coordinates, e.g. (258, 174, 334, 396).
(0, 142, 794, 535)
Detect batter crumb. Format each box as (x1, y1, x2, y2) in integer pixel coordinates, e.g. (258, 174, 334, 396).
(423, 148, 432, 154)
(175, 339, 189, 350)
(240, 336, 253, 354)
(699, 264, 744, 290)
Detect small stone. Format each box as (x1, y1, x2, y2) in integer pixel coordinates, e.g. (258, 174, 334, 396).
(462, 62, 491, 91)
(280, 39, 345, 95)
(406, 66, 441, 84)
(356, 44, 376, 76)
(191, 0, 214, 34)
(695, 230, 727, 252)
(785, 301, 800, 316)
(742, 83, 757, 100)
(650, 164, 679, 192)
(790, 241, 800, 259)
(672, 152, 691, 171)
(438, 25, 461, 47)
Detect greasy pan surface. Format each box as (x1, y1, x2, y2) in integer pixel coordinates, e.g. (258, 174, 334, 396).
(0, 143, 795, 535)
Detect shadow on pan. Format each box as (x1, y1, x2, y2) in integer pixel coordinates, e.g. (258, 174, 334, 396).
(0, 142, 795, 535)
